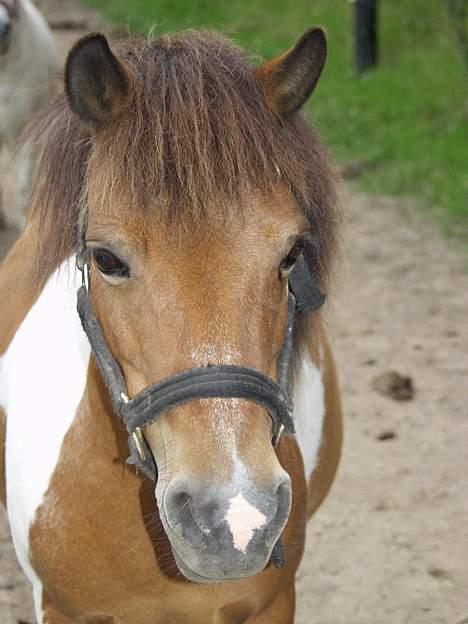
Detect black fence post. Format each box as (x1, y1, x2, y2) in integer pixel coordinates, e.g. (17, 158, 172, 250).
(446, 0, 468, 72)
(355, 0, 378, 74)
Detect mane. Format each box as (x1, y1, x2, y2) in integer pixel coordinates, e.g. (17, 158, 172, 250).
(25, 30, 341, 287)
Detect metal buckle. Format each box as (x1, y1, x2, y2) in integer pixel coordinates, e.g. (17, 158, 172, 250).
(122, 393, 147, 462)
(273, 423, 285, 446)
(132, 427, 146, 462)
(81, 261, 90, 292)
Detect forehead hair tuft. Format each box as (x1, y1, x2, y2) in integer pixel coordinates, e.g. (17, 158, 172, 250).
(25, 30, 340, 285)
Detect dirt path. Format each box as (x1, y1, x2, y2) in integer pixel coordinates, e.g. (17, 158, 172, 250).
(1, 2, 467, 622)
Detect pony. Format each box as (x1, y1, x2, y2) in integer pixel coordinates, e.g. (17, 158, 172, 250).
(0, 27, 342, 623)
(0, 0, 59, 230)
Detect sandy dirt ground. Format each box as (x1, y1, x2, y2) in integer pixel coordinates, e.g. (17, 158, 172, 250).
(1, 1, 467, 622)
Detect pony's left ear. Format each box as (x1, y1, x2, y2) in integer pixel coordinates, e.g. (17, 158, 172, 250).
(65, 33, 130, 129)
(255, 28, 327, 116)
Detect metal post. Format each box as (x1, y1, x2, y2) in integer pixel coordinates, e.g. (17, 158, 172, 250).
(446, 0, 468, 72)
(355, 0, 378, 74)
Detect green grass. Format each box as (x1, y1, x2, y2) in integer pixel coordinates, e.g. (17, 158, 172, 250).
(81, 0, 468, 231)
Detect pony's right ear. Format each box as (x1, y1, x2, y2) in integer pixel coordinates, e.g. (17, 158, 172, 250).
(65, 33, 130, 129)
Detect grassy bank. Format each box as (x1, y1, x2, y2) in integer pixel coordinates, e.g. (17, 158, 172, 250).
(81, 0, 468, 231)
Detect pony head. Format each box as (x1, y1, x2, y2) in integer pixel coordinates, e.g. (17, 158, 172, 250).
(31, 29, 338, 583)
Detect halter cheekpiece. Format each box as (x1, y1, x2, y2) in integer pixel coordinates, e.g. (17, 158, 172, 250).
(75, 220, 325, 568)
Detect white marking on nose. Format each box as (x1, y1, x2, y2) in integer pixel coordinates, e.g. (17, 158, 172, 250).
(225, 493, 266, 553)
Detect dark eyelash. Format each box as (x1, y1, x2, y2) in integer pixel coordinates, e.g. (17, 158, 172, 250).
(280, 238, 305, 274)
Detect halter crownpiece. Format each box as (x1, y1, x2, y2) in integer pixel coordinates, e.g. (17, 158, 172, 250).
(75, 229, 325, 568)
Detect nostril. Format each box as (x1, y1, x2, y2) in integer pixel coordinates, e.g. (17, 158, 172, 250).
(164, 486, 192, 526)
(274, 478, 292, 524)
(164, 482, 225, 549)
(189, 499, 219, 534)
(277, 479, 292, 501)
(165, 486, 203, 545)
(171, 491, 192, 515)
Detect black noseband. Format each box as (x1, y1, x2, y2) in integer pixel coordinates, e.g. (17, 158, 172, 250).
(122, 366, 295, 439)
(76, 246, 325, 568)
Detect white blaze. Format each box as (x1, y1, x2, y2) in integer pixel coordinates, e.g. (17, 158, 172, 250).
(225, 493, 266, 553)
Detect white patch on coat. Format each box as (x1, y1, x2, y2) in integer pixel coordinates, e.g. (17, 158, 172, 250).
(32, 579, 44, 624)
(293, 350, 326, 478)
(0, 257, 89, 599)
(225, 493, 266, 553)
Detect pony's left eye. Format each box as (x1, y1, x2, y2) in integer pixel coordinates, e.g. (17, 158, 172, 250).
(92, 248, 130, 279)
(280, 239, 305, 276)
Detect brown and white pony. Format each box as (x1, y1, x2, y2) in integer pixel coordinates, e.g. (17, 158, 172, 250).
(0, 0, 59, 229)
(0, 28, 342, 623)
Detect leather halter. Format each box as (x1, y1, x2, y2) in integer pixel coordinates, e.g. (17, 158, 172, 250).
(75, 226, 325, 568)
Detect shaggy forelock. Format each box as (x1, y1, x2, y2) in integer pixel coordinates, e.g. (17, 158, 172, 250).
(25, 30, 340, 285)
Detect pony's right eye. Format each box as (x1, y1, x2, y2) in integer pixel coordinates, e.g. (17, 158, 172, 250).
(92, 248, 130, 279)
